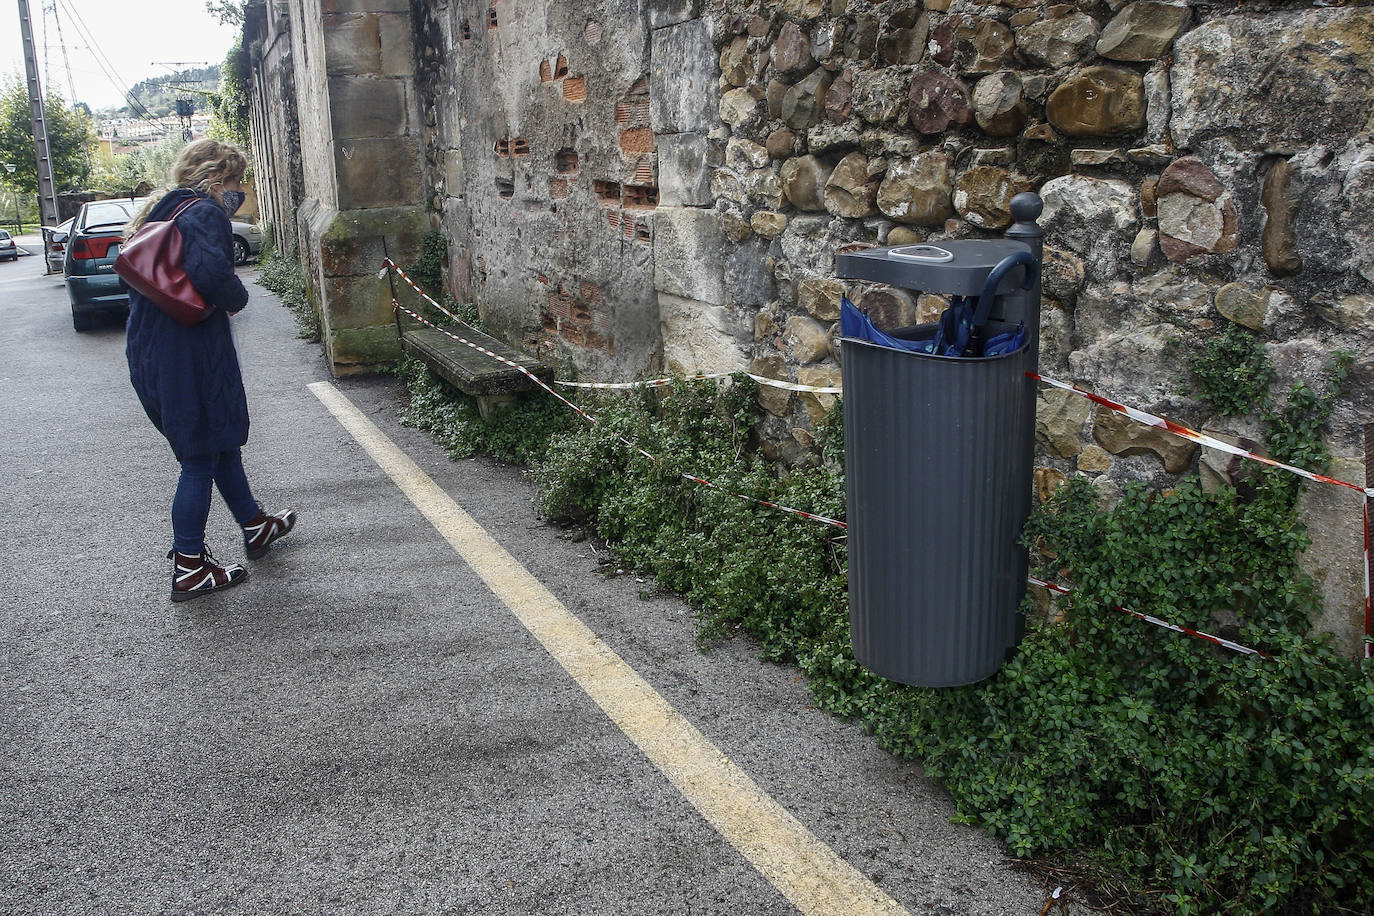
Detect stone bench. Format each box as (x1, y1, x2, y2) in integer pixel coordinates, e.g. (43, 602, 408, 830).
(399, 324, 553, 419)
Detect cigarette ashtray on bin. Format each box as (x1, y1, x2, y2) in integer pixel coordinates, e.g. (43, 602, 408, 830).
(835, 195, 1044, 687)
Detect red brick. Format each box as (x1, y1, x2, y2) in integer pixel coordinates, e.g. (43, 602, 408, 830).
(619, 128, 655, 155)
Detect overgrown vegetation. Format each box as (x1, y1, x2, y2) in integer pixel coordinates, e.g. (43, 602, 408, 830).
(398, 356, 575, 465)
(255, 231, 316, 341)
(399, 328, 1370, 915)
(210, 34, 251, 152)
(402, 231, 480, 327)
(1188, 324, 1276, 416)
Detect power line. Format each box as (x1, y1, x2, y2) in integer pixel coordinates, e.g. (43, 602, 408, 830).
(50, 1, 80, 107)
(52, 0, 163, 127)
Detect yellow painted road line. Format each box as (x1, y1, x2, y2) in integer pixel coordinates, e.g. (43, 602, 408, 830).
(309, 381, 909, 916)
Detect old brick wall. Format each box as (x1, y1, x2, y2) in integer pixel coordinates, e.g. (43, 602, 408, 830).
(415, 0, 682, 380)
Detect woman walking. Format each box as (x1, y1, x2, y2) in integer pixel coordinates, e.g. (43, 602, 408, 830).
(125, 138, 295, 601)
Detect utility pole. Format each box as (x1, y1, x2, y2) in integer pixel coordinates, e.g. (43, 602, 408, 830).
(17, 0, 60, 227)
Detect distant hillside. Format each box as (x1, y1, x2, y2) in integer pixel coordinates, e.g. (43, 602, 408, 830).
(98, 65, 221, 119)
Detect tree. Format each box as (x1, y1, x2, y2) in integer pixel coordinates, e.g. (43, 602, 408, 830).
(0, 77, 96, 193)
(205, 0, 248, 27)
(208, 34, 251, 153)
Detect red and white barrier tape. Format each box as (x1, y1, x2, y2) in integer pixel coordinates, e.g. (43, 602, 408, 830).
(381, 259, 1369, 657)
(554, 374, 733, 389)
(383, 260, 849, 531)
(1027, 576, 1272, 658)
(1028, 372, 1374, 499)
(555, 375, 844, 394)
(1027, 371, 1372, 659)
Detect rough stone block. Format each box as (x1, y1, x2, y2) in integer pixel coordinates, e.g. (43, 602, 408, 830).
(334, 138, 423, 209)
(324, 324, 403, 375)
(1092, 404, 1197, 473)
(320, 231, 388, 277)
(328, 77, 410, 139)
(322, 272, 395, 328)
(1298, 455, 1368, 658)
(797, 365, 841, 424)
(659, 292, 746, 375)
(323, 13, 381, 76)
(648, 0, 701, 30)
(651, 20, 719, 134)
(1170, 10, 1374, 151)
(1035, 388, 1091, 457)
(654, 207, 725, 306)
(378, 12, 414, 78)
(658, 133, 718, 206)
(444, 148, 464, 193)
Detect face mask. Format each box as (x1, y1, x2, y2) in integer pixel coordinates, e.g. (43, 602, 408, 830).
(221, 190, 246, 217)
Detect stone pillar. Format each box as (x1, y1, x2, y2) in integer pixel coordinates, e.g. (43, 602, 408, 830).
(650, 15, 744, 375)
(290, 0, 428, 374)
(245, 0, 305, 257)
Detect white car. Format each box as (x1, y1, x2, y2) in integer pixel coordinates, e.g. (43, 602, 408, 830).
(45, 217, 75, 273)
(230, 220, 263, 264)
(0, 229, 17, 261)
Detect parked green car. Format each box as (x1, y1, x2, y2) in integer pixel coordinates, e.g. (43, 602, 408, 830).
(63, 198, 143, 331)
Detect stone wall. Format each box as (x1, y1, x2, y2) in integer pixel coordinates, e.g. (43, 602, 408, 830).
(681, 0, 1373, 654)
(249, 0, 1374, 654)
(413, 0, 693, 378)
(251, 0, 431, 374)
(246, 0, 305, 256)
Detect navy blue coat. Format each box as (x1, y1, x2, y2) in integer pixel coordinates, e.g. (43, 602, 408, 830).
(125, 189, 251, 461)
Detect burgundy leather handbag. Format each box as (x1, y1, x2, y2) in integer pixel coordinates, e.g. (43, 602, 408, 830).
(113, 197, 213, 327)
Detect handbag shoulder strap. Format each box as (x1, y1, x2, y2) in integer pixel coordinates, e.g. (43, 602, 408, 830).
(167, 196, 205, 222)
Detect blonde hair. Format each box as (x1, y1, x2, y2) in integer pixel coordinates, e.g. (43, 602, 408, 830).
(128, 139, 248, 233)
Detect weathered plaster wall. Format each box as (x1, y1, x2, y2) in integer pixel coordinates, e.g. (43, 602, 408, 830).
(415, 0, 676, 379)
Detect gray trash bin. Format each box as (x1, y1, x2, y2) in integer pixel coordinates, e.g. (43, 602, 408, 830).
(835, 195, 1044, 687)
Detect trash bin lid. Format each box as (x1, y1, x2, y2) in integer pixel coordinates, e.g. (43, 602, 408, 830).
(836, 239, 1034, 296)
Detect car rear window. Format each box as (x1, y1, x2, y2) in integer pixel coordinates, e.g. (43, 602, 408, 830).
(0, 230, 11, 239)
(84, 202, 134, 229)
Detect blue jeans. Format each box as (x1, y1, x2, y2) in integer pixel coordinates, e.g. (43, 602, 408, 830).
(171, 449, 261, 554)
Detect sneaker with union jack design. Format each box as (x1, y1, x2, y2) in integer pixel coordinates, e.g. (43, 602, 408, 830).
(169, 547, 248, 602)
(243, 509, 297, 560)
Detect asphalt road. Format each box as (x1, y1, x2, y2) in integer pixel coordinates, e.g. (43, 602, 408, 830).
(0, 254, 1060, 915)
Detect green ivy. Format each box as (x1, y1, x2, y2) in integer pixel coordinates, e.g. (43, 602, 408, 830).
(1188, 325, 1275, 416)
(398, 346, 1370, 915)
(403, 231, 480, 328)
(398, 356, 575, 465)
(255, 240, 317, 341)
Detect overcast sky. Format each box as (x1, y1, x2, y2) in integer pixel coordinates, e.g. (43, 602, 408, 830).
(1, 0, 240, 111)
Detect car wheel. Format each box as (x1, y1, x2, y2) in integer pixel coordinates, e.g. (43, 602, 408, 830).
(233, 237, 249, 265)
(72, 309, 93, 332)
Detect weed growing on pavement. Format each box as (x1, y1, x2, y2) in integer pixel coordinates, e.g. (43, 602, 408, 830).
(255, 233, 317, 341)
(401, 347, 1371, 915)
